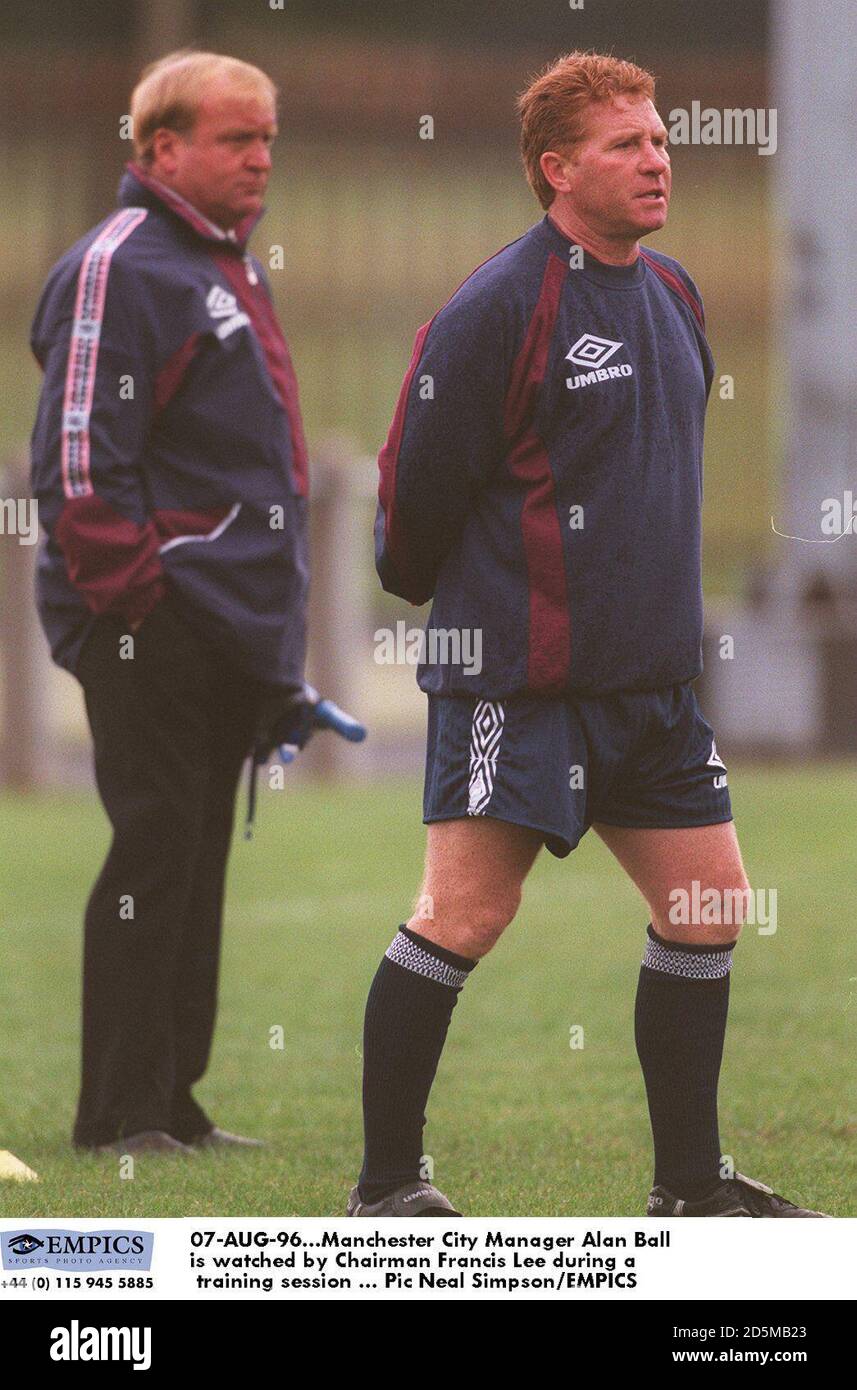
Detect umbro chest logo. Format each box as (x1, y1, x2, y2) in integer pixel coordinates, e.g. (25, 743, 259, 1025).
(565, 333, 634, 390)
(206, 285, 239, 318)
(206, 285, 250, 339)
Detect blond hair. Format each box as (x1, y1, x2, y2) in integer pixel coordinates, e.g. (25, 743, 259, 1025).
(518, 51, 656, 209)
(130, 50, 277, 166)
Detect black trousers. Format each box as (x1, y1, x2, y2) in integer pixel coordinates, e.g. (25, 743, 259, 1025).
(72, 599, 265, 1147)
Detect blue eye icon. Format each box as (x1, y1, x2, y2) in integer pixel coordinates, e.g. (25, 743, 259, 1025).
(8, 1234, 44, 1256)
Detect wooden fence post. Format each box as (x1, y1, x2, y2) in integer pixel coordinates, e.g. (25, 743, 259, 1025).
(303, 438, 375, 779)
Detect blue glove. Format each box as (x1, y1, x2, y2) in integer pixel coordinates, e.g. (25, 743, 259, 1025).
(277, 684, 367, 763)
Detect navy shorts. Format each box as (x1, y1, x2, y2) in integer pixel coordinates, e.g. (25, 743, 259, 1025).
(423, 683, 732, 858)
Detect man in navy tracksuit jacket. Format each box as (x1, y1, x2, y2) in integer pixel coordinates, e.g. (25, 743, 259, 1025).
(30, 52, 308, 1153)
(351, 54, 826, 1218)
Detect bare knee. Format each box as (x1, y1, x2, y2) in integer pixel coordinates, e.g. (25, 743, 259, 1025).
(409, 817, 540, 959)
(408, 883, 522, 960)
(726, 875, 753, 938)
(656, 873, 753, 945)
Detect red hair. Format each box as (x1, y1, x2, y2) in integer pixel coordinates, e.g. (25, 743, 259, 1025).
(518, 51, 656, 208)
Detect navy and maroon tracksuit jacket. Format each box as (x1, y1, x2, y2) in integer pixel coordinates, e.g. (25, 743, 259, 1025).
(376, 214, 715, 698)
(30, 164, 309, 686)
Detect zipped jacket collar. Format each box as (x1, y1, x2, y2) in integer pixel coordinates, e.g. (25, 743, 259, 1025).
(119, 162, 264, 250)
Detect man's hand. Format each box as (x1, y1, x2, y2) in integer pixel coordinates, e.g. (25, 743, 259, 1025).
(251, 683, 368, 766)
(251, 685, 316, 766)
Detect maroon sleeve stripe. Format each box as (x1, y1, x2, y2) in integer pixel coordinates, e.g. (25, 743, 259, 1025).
(152, 505, 235, 544)
(639, 251, 705, 331)
(377, 317, 434, 592)
(153, 333, 202, 414)
(209, 250, 310, 496)
(504, 253, 570, 692)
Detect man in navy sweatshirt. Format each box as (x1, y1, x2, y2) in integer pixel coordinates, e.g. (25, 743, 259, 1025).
(351, 51, 827, 1217)
(31, 51, 311, 1155)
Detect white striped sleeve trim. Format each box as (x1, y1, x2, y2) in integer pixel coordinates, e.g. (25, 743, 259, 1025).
(60, 207, 149, 499)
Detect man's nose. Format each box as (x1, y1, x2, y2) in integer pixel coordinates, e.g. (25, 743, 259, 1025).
(247, 141, 272, 171)
(640, 142, 669, 174)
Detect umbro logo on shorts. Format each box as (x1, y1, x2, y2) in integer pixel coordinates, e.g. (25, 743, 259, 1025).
(707, 739, 728, 788)
(467, 701, 505, 815)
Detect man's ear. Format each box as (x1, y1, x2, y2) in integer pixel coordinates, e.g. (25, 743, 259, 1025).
(539, 149, 573, 198)
(150, 127, 182, 177)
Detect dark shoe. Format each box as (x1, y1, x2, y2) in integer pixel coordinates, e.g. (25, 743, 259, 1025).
(94, 1130, 195, 1156)
(192, 1127, 264, 1150)
(346, 1181, 461, 1216)
(647, 1171, 830, 1217)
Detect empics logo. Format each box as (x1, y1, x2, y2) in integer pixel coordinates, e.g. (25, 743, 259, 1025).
(50, 1320, 152, 1372)
(566, 334, 633, 390)
(7, 1233, 44, 1257)
(2, 1227, 153, 1270)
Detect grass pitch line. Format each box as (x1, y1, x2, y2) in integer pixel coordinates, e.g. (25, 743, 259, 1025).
(0, 1149, 39, 1182)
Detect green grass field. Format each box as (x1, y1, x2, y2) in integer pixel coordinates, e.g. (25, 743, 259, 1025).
(1, 763, 854, 1218)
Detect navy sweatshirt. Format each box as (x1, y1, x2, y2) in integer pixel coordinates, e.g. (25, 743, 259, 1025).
(375, 214, 715, 697)
(30, 164, 308, 685)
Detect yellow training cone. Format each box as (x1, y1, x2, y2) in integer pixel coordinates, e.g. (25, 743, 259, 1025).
(0, 1150, 39, 1182)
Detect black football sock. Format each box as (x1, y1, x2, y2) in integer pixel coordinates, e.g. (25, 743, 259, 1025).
(635, 923, 737, 1202)
(359, 925, 476, 1204)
